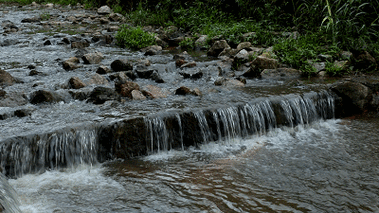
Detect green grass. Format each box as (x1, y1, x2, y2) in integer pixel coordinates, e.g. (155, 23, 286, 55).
(115, 25, 156, 49)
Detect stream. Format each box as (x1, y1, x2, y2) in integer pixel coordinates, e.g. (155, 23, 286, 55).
(1, 3, 379, 213)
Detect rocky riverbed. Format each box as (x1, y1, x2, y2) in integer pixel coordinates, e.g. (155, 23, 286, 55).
(1, 3, 379, 150)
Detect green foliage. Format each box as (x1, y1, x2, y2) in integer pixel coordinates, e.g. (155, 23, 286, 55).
(115, 25, 156, 49)
(179, 37, 196, 49)
(325, 61, 347, 77)
(40, 12, 50, 20)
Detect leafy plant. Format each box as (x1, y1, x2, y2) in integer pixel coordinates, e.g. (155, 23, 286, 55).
(325, 61, 346, 76)
(115, 25, 156, 49)
(40, 12, 50, 21)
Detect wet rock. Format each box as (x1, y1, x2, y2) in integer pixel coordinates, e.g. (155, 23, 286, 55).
(207, 40, 231, 57)
(352, 50, 377, 71)
(135, 69, 154, 79)
(107, 26, 120, 32)
(176, 59, 187, 67)
(43, 40, 52, 45)
(21, 16, 41, 23)
(0, 89, 6, 98)
(310, 61, 326, 72)
(136, 59, 151, 67)
(214, 77, 227, 86)
(117, 81, 140, 98)
(27, 64, 36, 69)
(1, 39, 19, 46)
(261, 68, 302, 79)
(155, 36, 168, 48)
(111, 59, 133, 72)
(131, 90, 146, 100)
(151, 71, 164, 83)
(88, 87, 119, 104)
(178, 70, 203, 80)
(235, 76, 247, 84)
(30, 90, 62, 104)
(96, 65, 112, 74)
(225, 79, 245, 87)
(180, 61, 197, 69)
(242, 65, 262, 78)
(29, 70, 42, 76)
(105, 35, 113, 44)
(0, 69, 16, 87)
(175, 86, 192, 95)
(88, 73, 109, 85)
(14, 109, 33, 118)
(331, 81, 372, 116)
(109, 72, 130, 82)
(142, 85, 169, 99)
(219, 47, 239, 58)
(82, 52, 104, 64)
(2, 20, 18, 32)
(191, 88, 202, 96)
(62, 37, 70, 44)
(62, 57, 81, 71)
(98, 5, 112, 15)
(124, 71, 138, 80)
(232, 49, 250, 70)
(68, 77, 86, 89)
(74, 49, 89, 58)
(71, 41, 90, 49)
(142, 45, 162, 56)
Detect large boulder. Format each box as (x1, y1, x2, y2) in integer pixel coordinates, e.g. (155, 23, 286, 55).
(331, 81, 372, 117)
(351, 50, 377, 71)
(0, 69, 16, 87)
(111, 59, 133, 72)
(207, 40, 230, 57)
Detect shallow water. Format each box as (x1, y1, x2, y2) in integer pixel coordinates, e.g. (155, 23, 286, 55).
(8, 117, 379, 213)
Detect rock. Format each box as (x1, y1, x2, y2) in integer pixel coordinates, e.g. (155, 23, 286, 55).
(135, 69, 154, 79)
(27, 64, 36, 69)
(151, 71, 164, 83)
(99, 17, 110, 24)
(236, 42, 252, 52)
(98, 5, 112, 15)
(131, 90, 146, 100)
(232, 49, 250, 70)
(318, 54, 333, 62)
(310, 62, 326, 72)
(29, 70, 42, 76)
(176, 59, 187, 67)
(155, 36, 168, 48)
(111, 59, 133, 72)
(68, 77, 86, 89)
(219, 47, 239, 58)
(175, 86, 192, 95)
(0, 89, 6, 98)
(252, 55, 279, 69)
(14, 109, 33, 118)
(142, 45, 162, 56)
(74, 49, 89, 58)
(30, 90, 62, 104)
(235, 76, 247, 84)
(178, 70, 203, 80)
(214, 77, 227, 86)
(116, 81, 140, 98)
(207, 40, 230, 57)
(0, 69, 15, 87)
(180, 61, 197, 68)
(137, 59, 151, 67)
(191, 88, 202, 96)
(71, 41, 90, 49)
(340, 51, 353, 60)
(261, 68, 302, 79)
(124, 71, 138, 80)
(195, 35, 208, 49)
(107, 26, 120, 32)
(352, 50, 377, 71)
(331, 81, 372, 116)
(62, 57, 81, 71)
(109, 13, 125, 22)
(142, 85, 168, 99)
(82, 52, 104, 64)
(96, 65, 111, 74)
(88, 73, 109, 85)
(109, 72, 131, 82)
(88, 87, 119, 104)
(242, 65, 262, 78)
(225, 79, 245, 87)
(21, 16, 41, 23)
(43, 40, 52, 45)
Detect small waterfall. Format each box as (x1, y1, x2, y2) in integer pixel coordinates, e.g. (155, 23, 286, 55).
(143, 91, 336, 153)
(0, 128, 98, 178)
(0, 174, 21, 213)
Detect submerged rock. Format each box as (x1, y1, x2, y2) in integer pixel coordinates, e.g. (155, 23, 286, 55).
(29, 90, 63, 104)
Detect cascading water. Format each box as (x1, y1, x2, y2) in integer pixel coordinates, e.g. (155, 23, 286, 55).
(144, 90, 335, 154)
(0, 127, 98, 178)
(0, 174, 21, 213)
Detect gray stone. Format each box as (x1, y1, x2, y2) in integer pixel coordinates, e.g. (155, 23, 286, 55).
(82, 52, 104, 64)
(111, 59, 133, 71)
(98, 5, 112, 15)
(207, 40, 230, 57)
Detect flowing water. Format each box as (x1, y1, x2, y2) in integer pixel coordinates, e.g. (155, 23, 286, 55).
(5, 117, 379, 213)
(1, 4, 379, 213)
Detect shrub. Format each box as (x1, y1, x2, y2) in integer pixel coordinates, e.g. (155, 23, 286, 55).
(115, 25, 156, 49)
